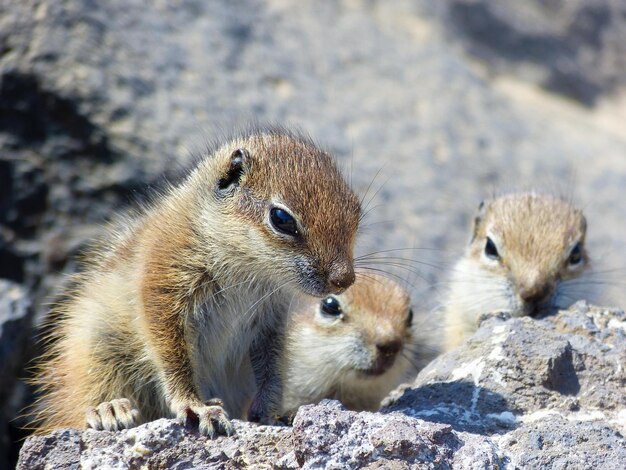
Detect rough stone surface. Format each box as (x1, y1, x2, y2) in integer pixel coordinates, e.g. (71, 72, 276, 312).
(17, 419, 294, 470)
(2, 0, 626, 466)
(383, 302, 626, 469)
(0, 280, 32, 470)
(17, 303, 626, 469)
(436, 0, 626, 105)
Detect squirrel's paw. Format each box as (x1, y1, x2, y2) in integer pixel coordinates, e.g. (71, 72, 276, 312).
(175, 398, 235, 438)
(85, 398, 140, 431)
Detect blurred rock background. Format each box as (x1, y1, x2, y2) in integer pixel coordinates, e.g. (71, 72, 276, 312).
(1, 0, 625, 467)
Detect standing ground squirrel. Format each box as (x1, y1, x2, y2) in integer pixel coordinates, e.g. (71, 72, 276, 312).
(281, 272, 417, 416)
(31, 128, 361, 437)
(443, 192, 590, 351)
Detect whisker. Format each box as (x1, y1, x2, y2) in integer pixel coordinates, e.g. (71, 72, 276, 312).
(358, 164, 387, 215)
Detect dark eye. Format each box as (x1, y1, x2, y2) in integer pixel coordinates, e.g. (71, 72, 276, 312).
(269, 207, 299, 236)
(484, 237, 499, 260)
(320, 296, 342, 317)
(568, 242, 582, 265)
(406, 308, 414, 327)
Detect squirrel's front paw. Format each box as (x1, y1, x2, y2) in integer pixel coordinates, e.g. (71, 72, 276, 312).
(85, 398, 140, 431)
(175, 398, 235, 438)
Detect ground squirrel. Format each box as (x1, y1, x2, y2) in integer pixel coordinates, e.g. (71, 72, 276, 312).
(443, 192, 590, 351)
(31, 127, 361, 437)
(280, 272, 417, 416)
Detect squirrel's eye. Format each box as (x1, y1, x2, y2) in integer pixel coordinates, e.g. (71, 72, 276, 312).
(320, 296, 342, 317)
(484, 237, 499, 260)
(406, 308, 414, 327)
(568, 242, 582, 265)
(269, 207, 299, 236)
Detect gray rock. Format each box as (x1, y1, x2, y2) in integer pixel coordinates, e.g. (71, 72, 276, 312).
(0, 281, 32, 406)
(17, 302, 626, 468)
(500, 416, 626, 470)
(18, 418, 294, 470)
(383, 302, 626, 468)
(436, 0, 626, 105)
(291, 401, 501, 469)
(0, 280, 33, 469)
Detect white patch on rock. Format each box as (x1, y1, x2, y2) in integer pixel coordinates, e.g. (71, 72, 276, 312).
(450, 358, 485, 414)
(491, 325, 510, 345)
(491, 369, 507, 387)
(488, 345, 506, 361)
(567, 410, 606, 422)
(486, 411, 517, 425)
(608, 318, 626, 332)
(614, 409, 626, 433)
(451, 358, 485, 383)
(520, 409, 561, 423)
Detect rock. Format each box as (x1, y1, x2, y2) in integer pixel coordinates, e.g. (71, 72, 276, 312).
(500, 416, 626, 469)
(436, 0, 626, 105)
(17, 302, 626, 468)
(291, 401, 501, 469)
(0, 281, 33, 469)
(0, 281, 32, 405)
(383, 302, 626, 468)
(18, 418, 293, 470)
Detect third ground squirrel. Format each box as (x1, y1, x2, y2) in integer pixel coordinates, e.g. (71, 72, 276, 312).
(443, 192, 591, 351)
(31, 127, 361, 437)
(281, 272, 420, 416)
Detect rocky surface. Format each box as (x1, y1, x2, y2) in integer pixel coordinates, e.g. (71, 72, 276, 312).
(17, 303, 626, 469)
(0, 281, 33, 470)
(435, 0, 626, 105)
(384, 302, 626, 468)
(2, 0, 626, 466)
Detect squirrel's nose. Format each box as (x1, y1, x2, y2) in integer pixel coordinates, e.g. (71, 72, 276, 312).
(519, 281, 554, 317)
(327, 263, 355, 294)
(376, 340, 402, 358)
(519, 283, 552, 305)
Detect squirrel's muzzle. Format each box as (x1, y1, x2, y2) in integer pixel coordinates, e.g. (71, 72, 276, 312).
(327, 262, 355, 294)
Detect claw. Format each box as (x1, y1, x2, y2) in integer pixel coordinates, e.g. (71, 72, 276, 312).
(174, 399, 235, 438)
(85, 398, 139, 431)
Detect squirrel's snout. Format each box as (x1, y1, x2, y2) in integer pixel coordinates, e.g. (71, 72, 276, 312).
(327, 263, 355, 294)
(376, 340, 402, 358)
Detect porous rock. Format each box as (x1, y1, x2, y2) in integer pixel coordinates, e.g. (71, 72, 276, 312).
(18, 302, 626, 469)
(384, 302, 626, 468)
(436, 0, 626, 105)
(18, 419, 294, 470)
(0, 280, 32, 470)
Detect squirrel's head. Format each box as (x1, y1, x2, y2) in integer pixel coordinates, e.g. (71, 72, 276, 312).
(194, 130, 360, 297)
(293, 272, 414, 377)
(466, 192, 589, 317)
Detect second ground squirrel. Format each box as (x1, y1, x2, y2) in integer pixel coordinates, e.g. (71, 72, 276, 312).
(281, 272, 417, 416)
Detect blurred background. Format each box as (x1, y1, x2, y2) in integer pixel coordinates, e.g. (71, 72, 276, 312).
(1, 0, 625, 466)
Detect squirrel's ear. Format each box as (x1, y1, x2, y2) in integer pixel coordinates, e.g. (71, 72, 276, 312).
(217, 148, 250, 195)
(470, 200, 486, 242)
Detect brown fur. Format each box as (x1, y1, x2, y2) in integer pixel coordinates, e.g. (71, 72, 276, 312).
(29, 129, 361, 435)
